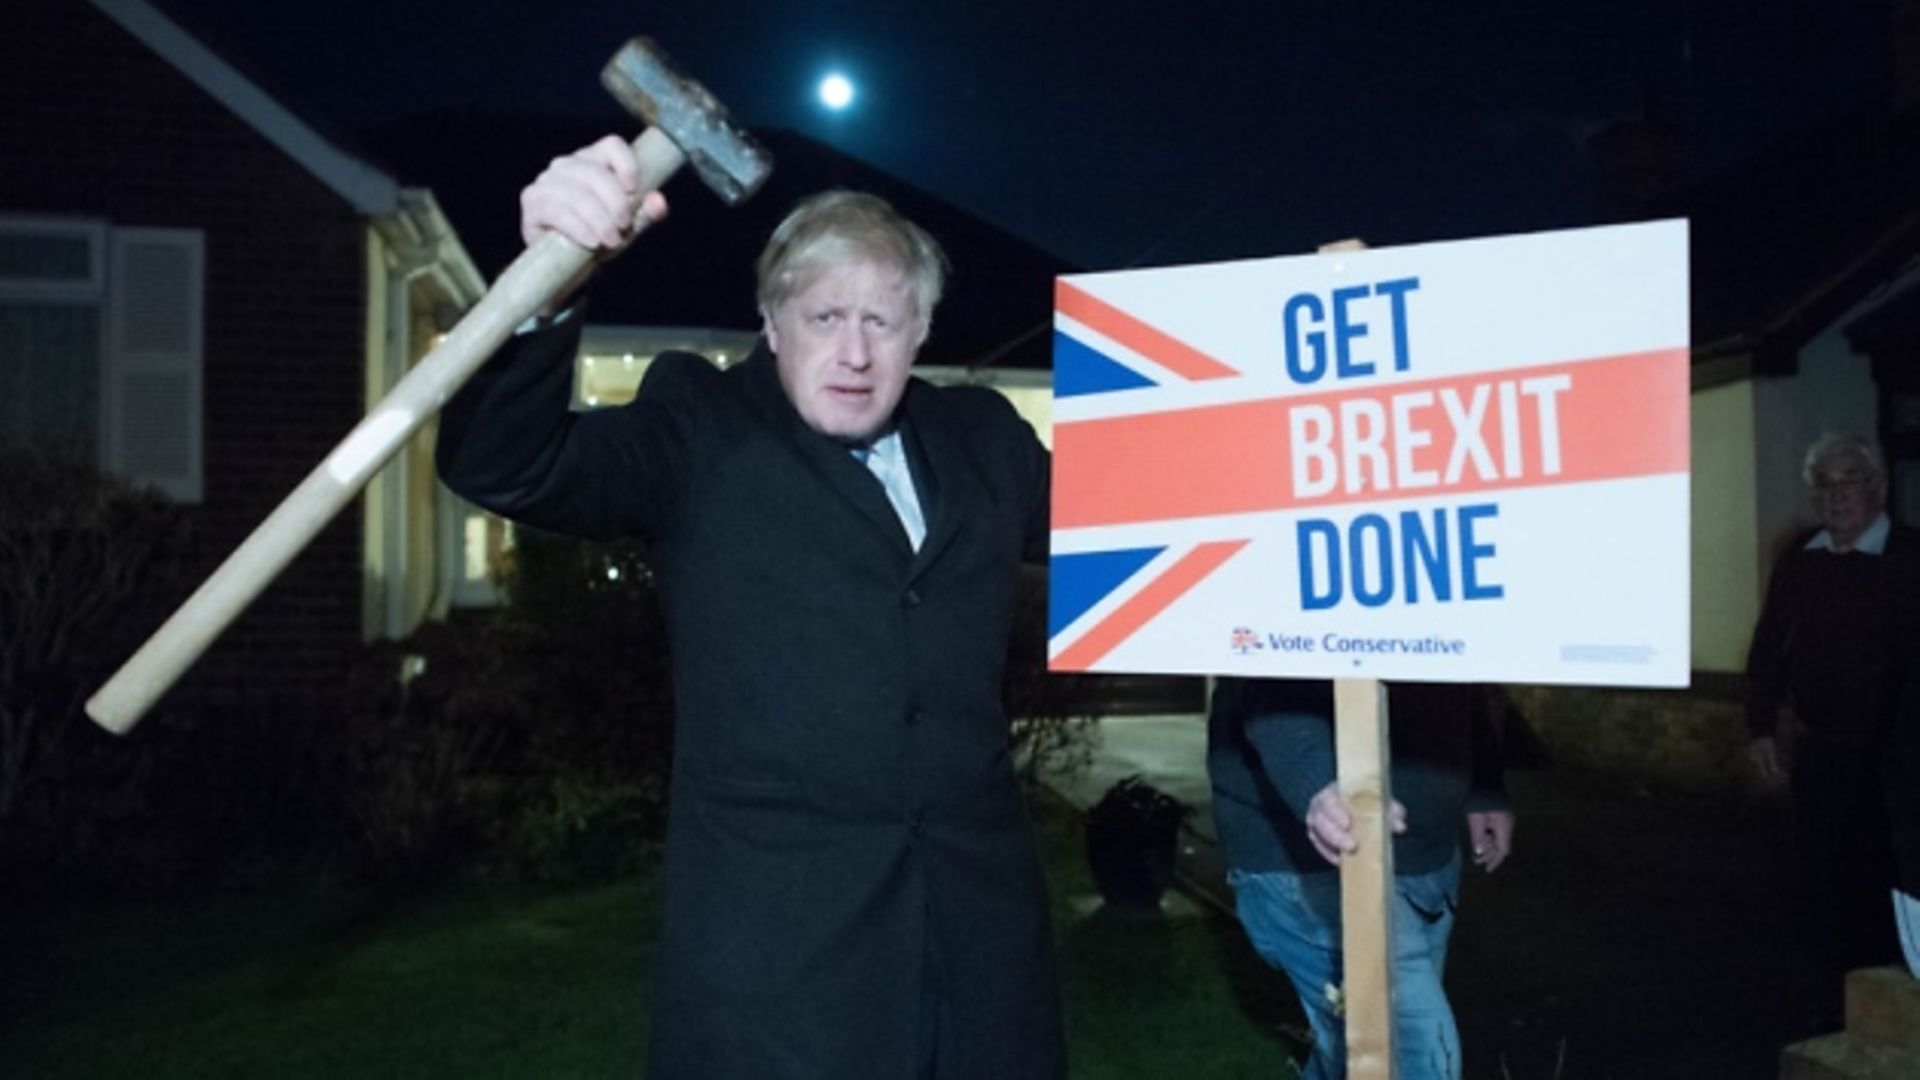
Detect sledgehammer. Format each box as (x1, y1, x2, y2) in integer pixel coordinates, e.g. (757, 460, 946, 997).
(87, 38, 771, 734)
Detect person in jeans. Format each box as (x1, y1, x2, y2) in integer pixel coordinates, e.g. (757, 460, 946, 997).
(1207, 677, 1514, 1080)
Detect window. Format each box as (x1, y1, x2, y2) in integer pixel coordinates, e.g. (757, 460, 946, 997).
(0, 217, 203, 501)
(0, 221, 103, 458)
(571, 326, 759, 410)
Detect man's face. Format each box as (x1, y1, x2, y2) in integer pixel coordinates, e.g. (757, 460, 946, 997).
(1809, 452, 1884, 550)
(763, 257, 924, 444)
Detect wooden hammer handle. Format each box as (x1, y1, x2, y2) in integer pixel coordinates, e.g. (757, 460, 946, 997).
(87, 128, 688, 734)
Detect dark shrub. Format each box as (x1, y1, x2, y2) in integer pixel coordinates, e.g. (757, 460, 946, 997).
(1085, 775, 1192, 910)
(1003, 565, 1099, 788)
(342, 528, 674, 882)
(0, 447, 194, 890)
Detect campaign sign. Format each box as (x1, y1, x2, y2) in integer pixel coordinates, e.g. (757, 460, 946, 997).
(1047, 220, 1689, 687)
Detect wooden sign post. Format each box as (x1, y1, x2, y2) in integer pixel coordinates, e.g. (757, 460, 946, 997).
(1292, 237, 1394, 1077)
(1336, 677, 1396, 1079)
(1318, 237, 1396, 1080)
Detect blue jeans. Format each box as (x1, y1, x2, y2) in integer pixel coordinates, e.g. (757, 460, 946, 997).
(1898, 889, 1920, 980)
(1230, 855, 1463, 1080)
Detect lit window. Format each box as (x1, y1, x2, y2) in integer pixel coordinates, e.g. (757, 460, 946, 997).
(574, 351, 654, 408)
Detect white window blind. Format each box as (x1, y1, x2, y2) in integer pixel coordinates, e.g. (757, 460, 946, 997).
(104, 228, 203, 502)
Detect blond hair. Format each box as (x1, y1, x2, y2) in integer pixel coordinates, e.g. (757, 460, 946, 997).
(755, 191, 949, 328)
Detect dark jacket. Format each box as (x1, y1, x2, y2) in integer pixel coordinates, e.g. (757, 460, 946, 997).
(1895, 664, 1920, 897)
(437, 323, 1062, 1079)
(1743, 523, 1920, 895)
(1744, 524, 1920, 749)
(1207, 677, 1507, 877)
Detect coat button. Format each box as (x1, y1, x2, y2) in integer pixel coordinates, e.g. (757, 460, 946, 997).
(903, 588, 921, 607)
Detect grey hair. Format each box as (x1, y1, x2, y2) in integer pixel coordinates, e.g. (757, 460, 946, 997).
(1800, 433, 1885, 486)
(755, 190, 949, 327)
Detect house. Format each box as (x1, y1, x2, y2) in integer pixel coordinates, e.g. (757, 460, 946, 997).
(1506, 83, 1920, 787)
(1684, 102, 1920, 677)
(1, 0, 483, 716)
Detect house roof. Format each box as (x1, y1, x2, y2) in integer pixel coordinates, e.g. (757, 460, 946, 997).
(1841, 271, 1920, 398)
(1845, 275, 1920, 353)
(1652, 102, 1920, 372)
(362, 114, 1077, 371)
(92, 0, 483, 301)
(92, 0, 399, 214)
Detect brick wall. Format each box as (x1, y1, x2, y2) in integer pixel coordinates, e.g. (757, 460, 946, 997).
(2, 0, 370, 713)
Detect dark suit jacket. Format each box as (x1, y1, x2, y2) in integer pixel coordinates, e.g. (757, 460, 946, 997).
(1744, 522, 1920, 895)
(437, 322, 1062, 1079)
(1744, 523, 1920, 750)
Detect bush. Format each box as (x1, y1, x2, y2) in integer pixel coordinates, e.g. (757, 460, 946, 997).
(490, 531, 674, 878)
(490, 770, 668, 881)
(342, 529, 674, 882)
(1004, 565, 1100, 788)
(1084, 775, 1193, 909)
(343, 621, 533, 876)
(0, 447, 194, 887)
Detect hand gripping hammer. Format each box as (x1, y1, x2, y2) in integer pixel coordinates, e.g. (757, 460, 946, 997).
(86, 39, 771, 734)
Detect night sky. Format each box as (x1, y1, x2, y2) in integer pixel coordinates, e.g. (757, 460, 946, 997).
(164, 0, 1894, 269)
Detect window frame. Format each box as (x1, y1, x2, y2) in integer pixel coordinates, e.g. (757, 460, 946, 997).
(0, 215, 107, 302)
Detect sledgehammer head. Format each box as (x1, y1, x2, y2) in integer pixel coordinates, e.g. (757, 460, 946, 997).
(602, 38, 772, 205)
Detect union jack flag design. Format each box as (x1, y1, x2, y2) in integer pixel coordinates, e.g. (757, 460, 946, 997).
(1048, 277, 1256, 672)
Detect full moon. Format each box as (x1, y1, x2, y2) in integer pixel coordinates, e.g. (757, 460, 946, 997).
(817, 73, 856, 111)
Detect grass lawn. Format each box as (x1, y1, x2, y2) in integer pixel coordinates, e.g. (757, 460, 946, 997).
(2, 795, 1298, 1078)
(2, 878, 656, 1078)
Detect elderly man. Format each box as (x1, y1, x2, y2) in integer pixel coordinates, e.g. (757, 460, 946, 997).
(437, 137, 1062, 1079)
(1746, 434, 1919, 1014)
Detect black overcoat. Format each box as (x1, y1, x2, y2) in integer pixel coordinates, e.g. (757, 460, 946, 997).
(437, 322, 1064, 1079)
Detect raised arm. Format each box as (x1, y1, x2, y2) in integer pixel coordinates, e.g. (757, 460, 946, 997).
(435, 138, 685, 542)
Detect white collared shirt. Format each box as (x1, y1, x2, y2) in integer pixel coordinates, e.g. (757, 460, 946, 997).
(861, 430, 927, 551)
(1805, 512, 1891, 555)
